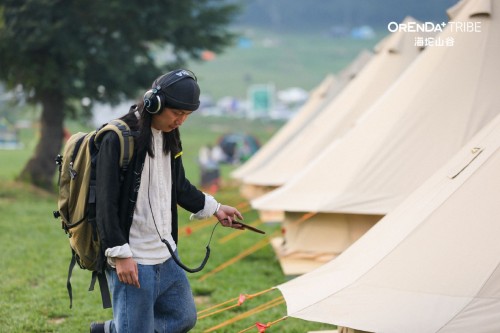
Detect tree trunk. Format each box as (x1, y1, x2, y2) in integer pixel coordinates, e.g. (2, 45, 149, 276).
(18, 91, 65, 190)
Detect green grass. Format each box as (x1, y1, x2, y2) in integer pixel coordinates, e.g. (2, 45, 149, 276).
(0, 115, 336, 332)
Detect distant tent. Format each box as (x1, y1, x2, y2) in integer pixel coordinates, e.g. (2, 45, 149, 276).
(253, 0, 500, 274)
(216, 133, 260, 164)
(277, 110, 500, 333)
(243, 17, 429, 223)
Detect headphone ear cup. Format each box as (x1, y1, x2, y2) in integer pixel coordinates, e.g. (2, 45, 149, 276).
(143, 89, 163, 114)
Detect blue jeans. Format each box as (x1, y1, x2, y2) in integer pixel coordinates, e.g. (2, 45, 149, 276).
(104, 255, 197, 333)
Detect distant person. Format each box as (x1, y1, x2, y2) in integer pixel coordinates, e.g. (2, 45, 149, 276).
(198, 144, 220, 193)
(198, 144, 218, 170)
(210, 144, 226, 164)
(90, 69, 244, 333)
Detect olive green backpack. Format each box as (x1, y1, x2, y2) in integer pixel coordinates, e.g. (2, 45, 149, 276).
(53, 119, 135, 309)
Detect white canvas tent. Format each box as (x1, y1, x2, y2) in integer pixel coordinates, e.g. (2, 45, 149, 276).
(233, 50, 374, 201)
(253, 0, 500, 274)
(277, 110, 500, 333)
(242, 16, 429, 191)
(335, 49, 374, 84)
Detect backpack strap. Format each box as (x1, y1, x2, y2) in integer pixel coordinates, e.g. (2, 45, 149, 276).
(89, 271, 112, 309)
(66, 250, 78, 309)
(91, 119, 135, 203)
(95, 119, 135, 171)
(66, 250, 112, 309)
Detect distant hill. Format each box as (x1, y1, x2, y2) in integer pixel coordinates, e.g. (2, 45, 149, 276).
(187, 0, 460, 102)
(233, 0, 458, 32)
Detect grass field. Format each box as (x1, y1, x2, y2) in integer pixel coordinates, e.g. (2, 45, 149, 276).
(0, 115, 337, 332)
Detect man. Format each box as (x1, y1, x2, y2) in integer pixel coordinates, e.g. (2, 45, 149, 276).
(91, 69, 244, 333)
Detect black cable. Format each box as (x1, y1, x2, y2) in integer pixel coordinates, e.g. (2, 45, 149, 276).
(160, 223, 219, 273)
(147, 154, 214, 273)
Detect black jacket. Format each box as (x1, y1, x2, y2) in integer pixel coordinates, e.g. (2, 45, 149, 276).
(95, 126, 205, 252)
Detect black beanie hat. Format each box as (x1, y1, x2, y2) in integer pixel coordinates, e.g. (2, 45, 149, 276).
(161, 71, 200, 111)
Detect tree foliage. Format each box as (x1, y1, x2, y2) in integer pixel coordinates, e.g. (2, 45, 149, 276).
(0, 0, 239, 189)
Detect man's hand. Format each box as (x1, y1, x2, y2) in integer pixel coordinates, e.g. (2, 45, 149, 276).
(115, 257, 140, 288)
(215, 204, 244, 229)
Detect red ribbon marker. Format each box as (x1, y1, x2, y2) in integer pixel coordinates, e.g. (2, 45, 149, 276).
(256, 322, 269, 332)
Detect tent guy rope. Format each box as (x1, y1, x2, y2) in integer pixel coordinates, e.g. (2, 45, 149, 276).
(197, 288, 275, 319)
(203, 296, 285, 332)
